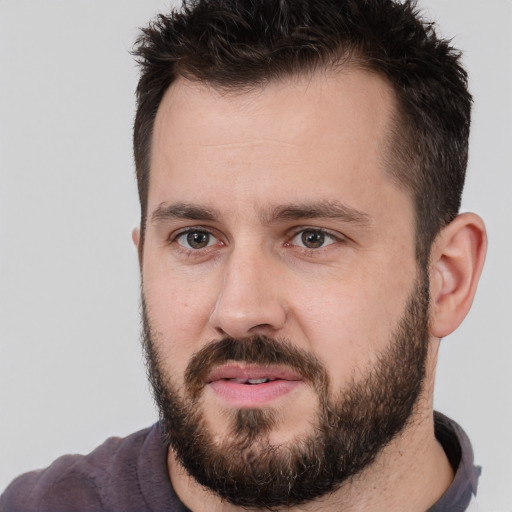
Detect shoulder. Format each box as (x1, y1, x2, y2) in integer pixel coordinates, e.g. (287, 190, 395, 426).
(0, 425, 158, 512)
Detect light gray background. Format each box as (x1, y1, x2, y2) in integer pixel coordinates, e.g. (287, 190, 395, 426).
(0, 1, 510, 510)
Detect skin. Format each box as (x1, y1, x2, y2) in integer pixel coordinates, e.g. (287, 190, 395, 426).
(134, 69, 487, 511)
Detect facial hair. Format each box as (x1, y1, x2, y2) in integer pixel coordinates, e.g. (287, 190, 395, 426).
(141, 273, 430, 508)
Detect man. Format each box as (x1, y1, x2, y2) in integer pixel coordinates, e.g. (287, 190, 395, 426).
(0, 0, 487, 510)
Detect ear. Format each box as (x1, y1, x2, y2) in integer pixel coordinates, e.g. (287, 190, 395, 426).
(429, 213, 487, 338)
(132, 227, 140, 248)
(132, 227, 143, 268)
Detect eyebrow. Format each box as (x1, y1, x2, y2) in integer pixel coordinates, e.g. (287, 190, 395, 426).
(260, 202, 372, 226)
(151, 202, 218, 224)
(151, 201, 371, 227)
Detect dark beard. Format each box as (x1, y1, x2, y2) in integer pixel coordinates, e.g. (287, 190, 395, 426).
(141, 274, 430, 508)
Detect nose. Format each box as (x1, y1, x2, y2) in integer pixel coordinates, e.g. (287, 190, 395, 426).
(209, 246, 287, 339)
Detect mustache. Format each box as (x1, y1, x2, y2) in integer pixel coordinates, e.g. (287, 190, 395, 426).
(184, 336, 328, 400)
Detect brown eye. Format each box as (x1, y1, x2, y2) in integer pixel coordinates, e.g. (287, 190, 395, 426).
(176, 230, 216, 249)
(301, 230, 325, 248)
(187, 231, 209, 248)
(290, 229, 338, 249)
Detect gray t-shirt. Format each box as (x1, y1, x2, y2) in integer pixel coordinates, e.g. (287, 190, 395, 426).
(0, 412, 480, 511)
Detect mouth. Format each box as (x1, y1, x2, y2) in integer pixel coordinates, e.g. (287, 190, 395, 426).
(225, 377, 276, 384)
(207, 364, 303, 384)
(205, 364, 303, 407)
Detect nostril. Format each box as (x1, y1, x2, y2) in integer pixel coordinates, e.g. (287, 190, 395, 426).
(247, 323, 278, 336)
(208, 273, 287, 338)
(215, 326, 228, 337)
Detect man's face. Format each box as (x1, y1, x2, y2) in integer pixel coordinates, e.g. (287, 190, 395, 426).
(140, 70, 429, 506)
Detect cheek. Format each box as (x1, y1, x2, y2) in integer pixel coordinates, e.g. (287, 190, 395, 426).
(291, 293, 375, 382)
(290, 267, 413, 386)
(142, 259, 218, 366)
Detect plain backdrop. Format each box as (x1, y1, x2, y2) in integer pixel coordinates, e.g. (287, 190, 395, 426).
(0, 1, 511, 510)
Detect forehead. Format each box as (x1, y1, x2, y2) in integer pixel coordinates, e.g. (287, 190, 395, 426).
(153, 68, 396, 155)
(149, 69, 409, 222)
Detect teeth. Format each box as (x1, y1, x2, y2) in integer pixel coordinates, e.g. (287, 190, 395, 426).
(228, 377, 271, 384)
(227, 377, 276, 384)
(247, 378, 269, 384)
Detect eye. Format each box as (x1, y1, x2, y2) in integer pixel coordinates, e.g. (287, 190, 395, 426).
(175, 229, 219, 250)
(291, 229, 338, 249)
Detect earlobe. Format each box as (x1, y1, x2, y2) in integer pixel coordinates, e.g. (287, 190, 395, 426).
(132, 227, 140, 248)
(429, 213, 487, 339)
(132, 227, 144, 268)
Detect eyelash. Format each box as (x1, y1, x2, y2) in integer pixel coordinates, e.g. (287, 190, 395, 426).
(169, 226, 345, 254)
(172, 228, 222, 252)
(287, 228, 341, 250)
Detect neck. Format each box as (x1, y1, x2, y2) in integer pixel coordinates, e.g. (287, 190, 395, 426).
(167, 406, 454, 512)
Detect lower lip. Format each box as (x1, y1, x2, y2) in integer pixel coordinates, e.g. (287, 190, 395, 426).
(208, 379, 302, 407)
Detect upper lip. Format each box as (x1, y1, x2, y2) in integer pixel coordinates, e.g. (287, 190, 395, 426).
(206, 364, 303, 383)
